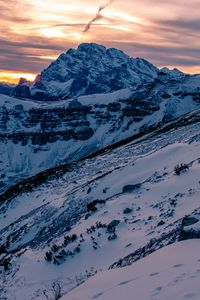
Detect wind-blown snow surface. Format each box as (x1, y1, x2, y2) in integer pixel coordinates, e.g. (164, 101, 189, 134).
(0, 110, 200, 299)
(64, 240, 200, 300)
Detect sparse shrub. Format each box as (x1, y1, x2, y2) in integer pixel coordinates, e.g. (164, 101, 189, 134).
(45, 251, 52, 261)
(51, 244, 60, 252)
(0, 244, 7, 254)
(53, 258, 60, 265)
(63, 234, 77, 246)
(55, 249, 66, 260)
(108, 233, 117, 241)
(66, 250, 73, 257)
(107, 220, 120, 233)
(123, 207, 133, 214)
(157, 220, 165, 227)
(87, 199, 106, 212)
(74, 246, 80, 253)
(0, 257, 11, 271)
(174, 163, 189, 175)
(45, 233, 79, 264)
(96, 221, 107, 229)
(52, 282, 61, 300)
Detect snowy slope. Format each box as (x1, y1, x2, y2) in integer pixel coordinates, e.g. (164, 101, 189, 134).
(0, 109, 200, 299)
(65, 240, 200, 300)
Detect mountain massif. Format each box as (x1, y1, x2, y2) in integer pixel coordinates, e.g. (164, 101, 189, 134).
(13, 43, 158, 100)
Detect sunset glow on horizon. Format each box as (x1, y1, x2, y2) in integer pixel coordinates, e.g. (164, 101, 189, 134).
(0, 71, 37, 84)
(1, 0, 200, 83)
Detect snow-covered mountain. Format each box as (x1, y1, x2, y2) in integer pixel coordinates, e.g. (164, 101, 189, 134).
(1, 108, 200, 299)
(1, 43, 200, 193)
(13, 43, 158, 100)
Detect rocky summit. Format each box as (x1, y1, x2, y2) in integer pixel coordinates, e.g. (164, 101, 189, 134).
(13, 43, 158, 100)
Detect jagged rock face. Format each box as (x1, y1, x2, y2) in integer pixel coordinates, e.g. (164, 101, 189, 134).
(13, 43, 158, 100)
(0, 100, 93, 145)
(0, 91, 160, 145)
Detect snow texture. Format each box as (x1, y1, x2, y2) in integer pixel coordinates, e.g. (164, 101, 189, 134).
(1, 108, 200, 299)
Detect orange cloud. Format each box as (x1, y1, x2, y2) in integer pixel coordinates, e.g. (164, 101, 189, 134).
(0, 70, 36, 84)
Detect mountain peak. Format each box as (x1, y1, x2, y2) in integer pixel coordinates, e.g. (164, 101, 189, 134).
(13, 43, 170, 101)
(77, 42, 107, 54)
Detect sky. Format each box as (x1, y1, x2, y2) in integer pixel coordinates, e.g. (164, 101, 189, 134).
(0, 0, 200, 83)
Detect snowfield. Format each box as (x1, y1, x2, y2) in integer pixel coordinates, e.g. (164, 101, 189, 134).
(0, 108, 200, 299)
(64, 240, 200, 300)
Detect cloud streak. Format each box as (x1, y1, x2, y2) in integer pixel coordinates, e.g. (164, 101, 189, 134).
(83, 0, 114, 32)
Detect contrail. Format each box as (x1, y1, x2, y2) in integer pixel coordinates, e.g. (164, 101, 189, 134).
(83, 0, 114, 32)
